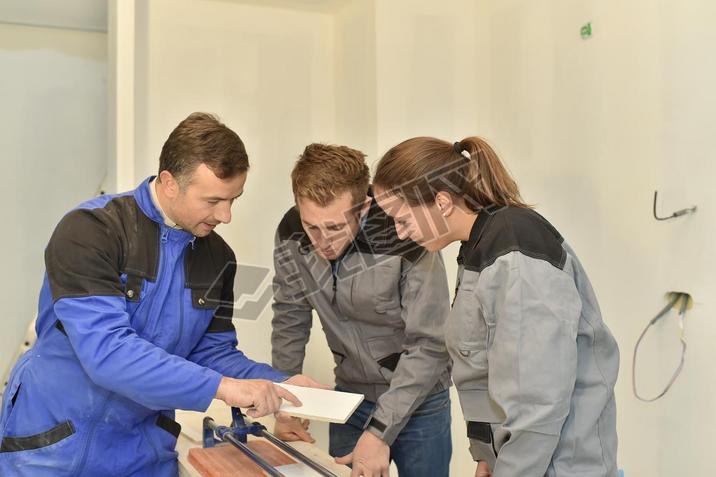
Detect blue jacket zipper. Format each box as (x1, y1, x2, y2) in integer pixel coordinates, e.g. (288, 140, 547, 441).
(73, 228, 173, 474)
(72, 390, 111, 475)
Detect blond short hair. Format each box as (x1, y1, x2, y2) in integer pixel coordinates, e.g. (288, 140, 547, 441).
(291, 143, 370, 207)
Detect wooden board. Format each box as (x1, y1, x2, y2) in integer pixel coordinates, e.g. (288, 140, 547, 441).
(188, 440, 295, 477)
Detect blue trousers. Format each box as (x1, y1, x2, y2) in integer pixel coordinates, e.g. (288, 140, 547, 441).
(329, 390, 452, 477)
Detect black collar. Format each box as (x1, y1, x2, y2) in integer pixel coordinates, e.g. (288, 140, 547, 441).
(468, 204, 503, 249)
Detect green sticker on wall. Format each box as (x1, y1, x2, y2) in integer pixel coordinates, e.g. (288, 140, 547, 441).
(581, 22, 592, 39)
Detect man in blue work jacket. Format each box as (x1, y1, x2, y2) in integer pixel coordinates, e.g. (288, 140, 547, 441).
(0, 112, 321, 476)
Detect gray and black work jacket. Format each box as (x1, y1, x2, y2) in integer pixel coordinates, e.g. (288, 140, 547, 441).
(448, 205, 619, 477)
(271, 197, 452, 445)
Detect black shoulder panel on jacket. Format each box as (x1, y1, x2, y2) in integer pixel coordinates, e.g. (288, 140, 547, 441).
(186, 231, 237, 327)
(276, 206, 309, 244)
(45, 195, 159, 301)
(185, 232, 234, 288)
(463, 207, 566, 273)
(205, 315, 236, 333)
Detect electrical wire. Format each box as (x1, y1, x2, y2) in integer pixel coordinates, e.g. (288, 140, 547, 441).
(632, 293, 689, 402)
(653, 190, 697, 221)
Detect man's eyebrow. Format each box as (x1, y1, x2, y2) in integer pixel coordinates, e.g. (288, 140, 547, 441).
(203, 191, 244, 201)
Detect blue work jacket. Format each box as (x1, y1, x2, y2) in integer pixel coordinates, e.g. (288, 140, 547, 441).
(0, 177, 285, 476)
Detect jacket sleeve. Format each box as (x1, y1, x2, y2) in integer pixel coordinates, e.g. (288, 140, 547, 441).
(47, 210, 222, 412)
(187, 330, 287, 382)
(186, 252, 287, 383)
(270, 231, 314, 375)
(475, 251, 581, 476)
(368, 251, 452, 445)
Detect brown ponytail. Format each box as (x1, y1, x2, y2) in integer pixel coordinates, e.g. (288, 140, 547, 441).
(373, 136, 529, 211)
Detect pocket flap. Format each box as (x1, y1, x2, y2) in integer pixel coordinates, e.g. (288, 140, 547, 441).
(0, 420, 75, 453)
(156, 413, 181, 439)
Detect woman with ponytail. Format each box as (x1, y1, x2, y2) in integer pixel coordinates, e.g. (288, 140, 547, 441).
(373, 137, 619, 477)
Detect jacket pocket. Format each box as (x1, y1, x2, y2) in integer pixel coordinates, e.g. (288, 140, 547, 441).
(350, 259, 402, 321)
(330, 348, 346, 366)
(0, 420, 76, 453)
(190, 286, 222, 310)
(372, 262, 402, 313)
(0, 385, 20, 435)
(147, 413, 182, 460)
(365, 333, 404, 381)
(122, 273, 149, 329)
(451, 287, 489, 352)
(155, 413, 181, 440)
(446, 289, 490, 389)
(0, 357, 29, 432)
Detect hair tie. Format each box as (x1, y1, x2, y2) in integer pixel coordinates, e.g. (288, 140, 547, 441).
(453, 141, 471, 160)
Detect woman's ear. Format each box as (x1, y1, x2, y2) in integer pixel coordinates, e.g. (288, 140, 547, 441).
(435, 191, 454, 217)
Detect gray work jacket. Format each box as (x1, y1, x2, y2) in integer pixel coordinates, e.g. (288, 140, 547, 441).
(271, 199, 452, 445)
(447, 205, 619, 476)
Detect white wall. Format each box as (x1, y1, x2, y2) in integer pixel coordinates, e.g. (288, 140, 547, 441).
(334, 0, 377, 158)
(0, 23, 106, 384)
(470, 1, 716, 475)
(0, 0, 107, 32)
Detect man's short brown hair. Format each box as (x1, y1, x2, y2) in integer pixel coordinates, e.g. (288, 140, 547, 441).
(159, 112, 248, 186)
(291, 143, 370, 207)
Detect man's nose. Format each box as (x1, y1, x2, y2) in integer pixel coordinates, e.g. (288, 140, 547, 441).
(215, 202, 232, 224)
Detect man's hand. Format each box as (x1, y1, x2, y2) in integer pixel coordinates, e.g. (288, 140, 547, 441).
(273, 414, 315, 443)
(283, 374, 331, 389)
(270, 375, 326, 442)
(335, 430, 390, 477)
(215, 377, 301, 418)
(475, 461, 493, 477)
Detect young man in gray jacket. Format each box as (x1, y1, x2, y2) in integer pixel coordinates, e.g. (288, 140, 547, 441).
(271, 144, 453, 477)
